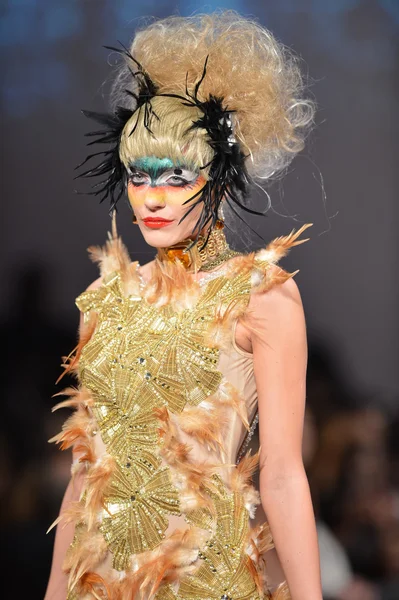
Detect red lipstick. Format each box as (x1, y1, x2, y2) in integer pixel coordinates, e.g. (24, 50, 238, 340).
(143, 217, 173, 229)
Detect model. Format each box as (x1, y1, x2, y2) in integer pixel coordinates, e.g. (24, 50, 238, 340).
(45, 11, 322, 600)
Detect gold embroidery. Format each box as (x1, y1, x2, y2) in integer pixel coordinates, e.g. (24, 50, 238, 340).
(76, 264, 253, 572)
(101, 463, 181, 569)
(157, 477, 261, 599)
(52, 225, 312, 598)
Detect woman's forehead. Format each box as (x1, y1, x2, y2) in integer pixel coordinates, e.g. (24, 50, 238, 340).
(131, 156, 174, 171)
(129, 156, 196, 173)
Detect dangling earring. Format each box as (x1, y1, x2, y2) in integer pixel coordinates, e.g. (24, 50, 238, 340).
(216, 201, 225, 229)
(132, 212, 138, 224)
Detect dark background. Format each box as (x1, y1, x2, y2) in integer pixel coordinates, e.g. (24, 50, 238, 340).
(1, 1, 398, 598)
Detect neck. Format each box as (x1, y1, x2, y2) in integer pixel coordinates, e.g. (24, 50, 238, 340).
(156, 221, 239, 272)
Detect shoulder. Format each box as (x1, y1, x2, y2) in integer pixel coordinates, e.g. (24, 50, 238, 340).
(246, 265, 306, 342)
(85, 276, 103, 292)
(251, 264, 303, 308)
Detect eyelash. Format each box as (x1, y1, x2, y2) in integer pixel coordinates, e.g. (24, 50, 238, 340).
(129, 174, 196, 188)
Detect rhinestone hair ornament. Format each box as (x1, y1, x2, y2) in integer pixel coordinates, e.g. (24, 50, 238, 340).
(74, 42, 267, 251)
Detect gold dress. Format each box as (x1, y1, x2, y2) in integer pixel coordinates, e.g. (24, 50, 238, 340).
(50, 224, 311, 600)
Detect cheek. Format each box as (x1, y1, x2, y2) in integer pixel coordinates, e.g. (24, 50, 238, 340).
(127, 185, 149, 207)
(164, 176, 207, 206)
(128, 176, 206, 208)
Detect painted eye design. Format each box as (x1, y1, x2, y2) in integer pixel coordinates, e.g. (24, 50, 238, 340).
(164, 169, 199, 187)
(167, 175, 189, 186)
(129, 171, 149, 186)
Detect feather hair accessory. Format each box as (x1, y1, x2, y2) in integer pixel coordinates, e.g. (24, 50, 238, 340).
(74, 43, 267, 248)
(73, 43, 159, 212)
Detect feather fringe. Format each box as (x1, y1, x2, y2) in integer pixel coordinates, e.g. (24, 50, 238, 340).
(63, 530, 108, 593)
(78, 572, 110, 600)
(155, 407, 222, 511)
(175, 403, 230, 455)
(254, 223, 312, 268)
(49, 397, 96, 482)
(108, 527, 207, 600)
(216, 380, 250, 431)
(87, 214, 142, 298)
(48, 404, 94, 452)
(205, 295, 249, 352)
(143, 256, 201, 311)
(84, 454, 116, 531)
(57, 311, 98, 382)
(231, 449, 261, 517)
(51, 386, 94, 412)
(87, 212, 131, 280)
(271, 581, 292, 600)
(46, 500, 86, 534)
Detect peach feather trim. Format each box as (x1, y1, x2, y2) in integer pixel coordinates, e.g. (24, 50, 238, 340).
(231, 449, 262, 517)
(155, 407, 224, 510)
(49, 400, 96, 480)
(254, 223, 312, 267)
(217, 380, 250, 431)
(271, 581, 291, 600)
(64, 530, 108, 594)
(57, 311, 98, 382)
(231, 448, 260, 490)
(205, 295, 249, 352)
(175, 403, 230, 454)
(250, 223, 312, 295)
(46, 500, 85, 534)
(78, 572, 111, 600)
(109, 527, 208, 600)
(253, 521, 275, 555)
(48, 404, 94, 451)
(87, 212, 131, 279)
(143, 256, 201, 310)
(51, 386, 94, 412)
(245, 554, 265, 598)
(84, 454, 116, 531)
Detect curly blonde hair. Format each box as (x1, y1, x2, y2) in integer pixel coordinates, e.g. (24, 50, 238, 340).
(113, 10, 315, 181)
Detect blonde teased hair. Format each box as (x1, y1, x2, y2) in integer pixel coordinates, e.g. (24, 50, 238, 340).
(113, 10, 315, 181)
(119, 96, 214, 177)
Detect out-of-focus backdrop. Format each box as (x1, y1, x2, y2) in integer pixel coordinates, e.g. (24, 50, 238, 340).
(1, 1, 398, 598)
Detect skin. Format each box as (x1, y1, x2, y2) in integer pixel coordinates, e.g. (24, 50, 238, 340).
(45, 155, 322, 600)
(126, 156, 209, 249)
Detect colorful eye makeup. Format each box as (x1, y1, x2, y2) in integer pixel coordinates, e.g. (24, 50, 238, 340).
(128, 157, 200, 189)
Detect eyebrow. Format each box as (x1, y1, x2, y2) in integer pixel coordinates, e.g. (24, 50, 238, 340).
(128, 158, 198, 181)
(130, 157, 174, 172)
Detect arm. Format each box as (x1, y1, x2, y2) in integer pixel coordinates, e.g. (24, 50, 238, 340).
(45, 277, 102, 599)
(44, 469, 85, 600)
(249, 273, 323, 600)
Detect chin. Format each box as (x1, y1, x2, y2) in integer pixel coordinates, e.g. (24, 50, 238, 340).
(139, 226, 190, 249)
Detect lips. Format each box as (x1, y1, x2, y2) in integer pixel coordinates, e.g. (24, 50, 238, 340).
(143, 217, 173, 229)
(143, 218, 173, 223)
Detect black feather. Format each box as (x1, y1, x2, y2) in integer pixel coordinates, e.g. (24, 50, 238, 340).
(75, 46, 267, 242)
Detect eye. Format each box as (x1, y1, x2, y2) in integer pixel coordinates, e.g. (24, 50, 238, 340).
(164, 169, 199, 187)
(129, 171, 148, 186)
(167, 175, 189, 186)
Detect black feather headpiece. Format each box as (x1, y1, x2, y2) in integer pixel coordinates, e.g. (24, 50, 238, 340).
(74, 44, 159, 212)
(75, 44, 266, 247)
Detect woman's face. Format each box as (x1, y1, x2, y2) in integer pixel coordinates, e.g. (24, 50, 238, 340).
(126, 156, 207, 248)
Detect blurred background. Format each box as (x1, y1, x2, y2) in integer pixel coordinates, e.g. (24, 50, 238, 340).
(1, 1, 398, 598)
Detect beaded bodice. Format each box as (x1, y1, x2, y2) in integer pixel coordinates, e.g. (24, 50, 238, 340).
(50, 223, 311, 600)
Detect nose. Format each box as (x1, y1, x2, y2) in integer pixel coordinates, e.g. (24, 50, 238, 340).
(143, 187, 166, 211)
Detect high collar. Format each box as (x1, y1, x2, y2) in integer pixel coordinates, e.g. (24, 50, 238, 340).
(156, 220, 239, 273)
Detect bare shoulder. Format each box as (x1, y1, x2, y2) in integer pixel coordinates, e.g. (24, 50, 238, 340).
(253, 264, 303, 305)
(85, 276, 103, 292)
(246, 264, 306, 341)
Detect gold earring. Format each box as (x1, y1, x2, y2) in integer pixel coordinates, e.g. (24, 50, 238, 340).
(132, 212, 138, 224)
(216, 202, 225, 229)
